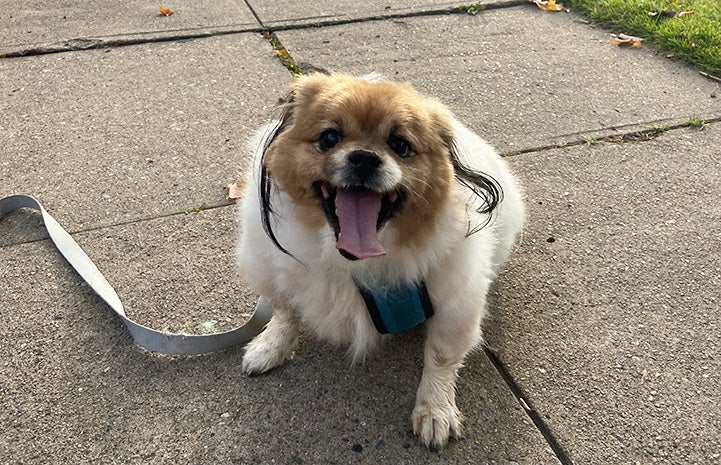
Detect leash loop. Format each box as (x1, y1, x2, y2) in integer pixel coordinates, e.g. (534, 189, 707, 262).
(0, 194, 270, 355)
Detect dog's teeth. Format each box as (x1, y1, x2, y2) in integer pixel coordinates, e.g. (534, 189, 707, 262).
(321, 185, 330, 198)
(388, 191, 398, 202)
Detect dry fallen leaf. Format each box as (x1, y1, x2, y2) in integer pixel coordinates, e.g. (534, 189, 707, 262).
(262, 31, 270, 39)
(532, 0, 564, 12)
(274, 48, 289, 57)
(158, 4, 174, 16)
(612, 33, 644, 49)
(677, 11, 694, 18)
(226, 179, 247, 200)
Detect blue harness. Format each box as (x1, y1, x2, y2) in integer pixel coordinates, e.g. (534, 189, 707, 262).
(357, 280, 435, 334)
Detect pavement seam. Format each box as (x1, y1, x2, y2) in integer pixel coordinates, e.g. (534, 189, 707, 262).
(0, 27, 263, 58)
(484, 348, 574, 465)
(0, 1, 527, 59)
(257, 0, 528, 33)
(501, 117, 721, 158)
(242, 0, 266, 28)
(0, 202, 234, 249)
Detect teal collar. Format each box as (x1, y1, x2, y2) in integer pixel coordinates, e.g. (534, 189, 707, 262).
(357, 280, 435, 334)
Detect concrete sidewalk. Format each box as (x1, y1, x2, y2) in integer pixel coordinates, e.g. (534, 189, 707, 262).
(1, 2, 719, 464)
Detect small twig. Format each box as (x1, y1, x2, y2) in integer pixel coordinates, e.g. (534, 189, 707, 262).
(699, 71, 721, 83)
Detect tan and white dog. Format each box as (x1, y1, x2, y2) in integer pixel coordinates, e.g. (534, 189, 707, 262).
(237, 72, 524, 450)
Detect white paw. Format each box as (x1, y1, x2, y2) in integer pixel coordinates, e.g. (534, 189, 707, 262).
(241, 330, 297, 375)
(411, 402, 464, 451)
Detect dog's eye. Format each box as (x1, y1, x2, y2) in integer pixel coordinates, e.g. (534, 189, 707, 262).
(318, 129, 343, 151)
(388, 135, 411, 158)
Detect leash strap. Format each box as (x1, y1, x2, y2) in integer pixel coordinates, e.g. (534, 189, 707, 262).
(0, 194, 271, 355)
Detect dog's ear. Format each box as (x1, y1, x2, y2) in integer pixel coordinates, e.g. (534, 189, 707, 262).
(257, 87, 301, 259)
(421, 103, 502, 234)
(436, 120, 456, 156)
(257, 74, 330, 260)
(262, 73, 329, 150)
(261, 87, 298, 153)
(444, 121, 503, 236)
(289, 72, 331, 106)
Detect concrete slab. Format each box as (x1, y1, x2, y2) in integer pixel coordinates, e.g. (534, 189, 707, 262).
(276, 7, 720, 153)
(2, 0, 258, 50)
(488, 124, 721, 463)
(1, 33, 291, 236)
(1, 206, 559, 464)
(249, 0, 521, 28)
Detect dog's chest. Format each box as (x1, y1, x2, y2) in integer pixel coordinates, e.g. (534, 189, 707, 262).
(356, 280, 434, 334)
(290, 267, 435, 352)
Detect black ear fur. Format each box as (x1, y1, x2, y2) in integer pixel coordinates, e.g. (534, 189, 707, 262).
(259, 95, 296, 257)
(449, 140, 503, 235)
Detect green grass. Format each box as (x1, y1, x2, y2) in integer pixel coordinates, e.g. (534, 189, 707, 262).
(174, 203, 208, 215)
(687, 116, 708, 128)
(584, 137, 603, 146)
(264, 32, 303, 77)
(564, 0, 721, 75)
(458, 2, 486, 15)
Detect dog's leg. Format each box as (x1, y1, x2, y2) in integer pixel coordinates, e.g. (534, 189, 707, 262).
(241, 301, 299, 375)
(412, 306, 482, 450)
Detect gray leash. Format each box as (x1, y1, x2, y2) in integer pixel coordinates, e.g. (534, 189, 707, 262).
(0, 194, 271, 355)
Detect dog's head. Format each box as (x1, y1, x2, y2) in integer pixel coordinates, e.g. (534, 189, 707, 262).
(259, 73, 499, 261)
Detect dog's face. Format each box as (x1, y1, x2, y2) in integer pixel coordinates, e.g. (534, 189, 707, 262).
(262, 73, 456, 260)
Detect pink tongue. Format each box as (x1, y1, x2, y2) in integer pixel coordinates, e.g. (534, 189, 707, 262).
(335, 187, 386, 260)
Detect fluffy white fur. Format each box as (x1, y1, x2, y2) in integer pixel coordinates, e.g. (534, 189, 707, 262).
(236, 77, 524, 450)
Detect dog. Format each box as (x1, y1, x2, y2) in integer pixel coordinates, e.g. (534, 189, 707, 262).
(236, 72, 525, 450)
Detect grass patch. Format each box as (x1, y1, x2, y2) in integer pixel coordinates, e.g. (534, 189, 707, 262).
(263, 31, 303, 76)
(602, 124, 670, 143)
(174, 203, 208, 215)
(584, 137, 603, 146)
(458, 2, 486, 15)
(564, 0, 721, 75)
(686, 116, 708, 128)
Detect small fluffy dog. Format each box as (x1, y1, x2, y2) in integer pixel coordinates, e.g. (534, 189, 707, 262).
(237, 72, 524, 450)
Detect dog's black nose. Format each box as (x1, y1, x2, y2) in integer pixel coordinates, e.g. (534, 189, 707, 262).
(347, 150, 382, 179)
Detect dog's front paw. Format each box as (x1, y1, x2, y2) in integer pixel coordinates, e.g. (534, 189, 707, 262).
(412, 402, 463, 451)
(241, 307, 299, 376)
(241, 329, 297, 376)
(241, 335, 294, 375)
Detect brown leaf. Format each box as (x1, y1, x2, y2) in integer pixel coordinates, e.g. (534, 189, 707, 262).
(274, 48, 289, 57)
(158, 4, 174, 16)
(226, 179, 247, 200)
(612, 33, 644, 48)
(677, 11, 694, 18)
(531, 0, 564, 12)
(262, 31, 270, 39)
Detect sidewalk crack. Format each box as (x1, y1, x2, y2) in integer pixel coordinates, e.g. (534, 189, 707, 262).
(484, 348, 574, 465)
(501, 117, 721, 158)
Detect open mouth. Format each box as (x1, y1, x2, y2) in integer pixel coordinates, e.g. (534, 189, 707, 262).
(313, 182, 404, 261)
